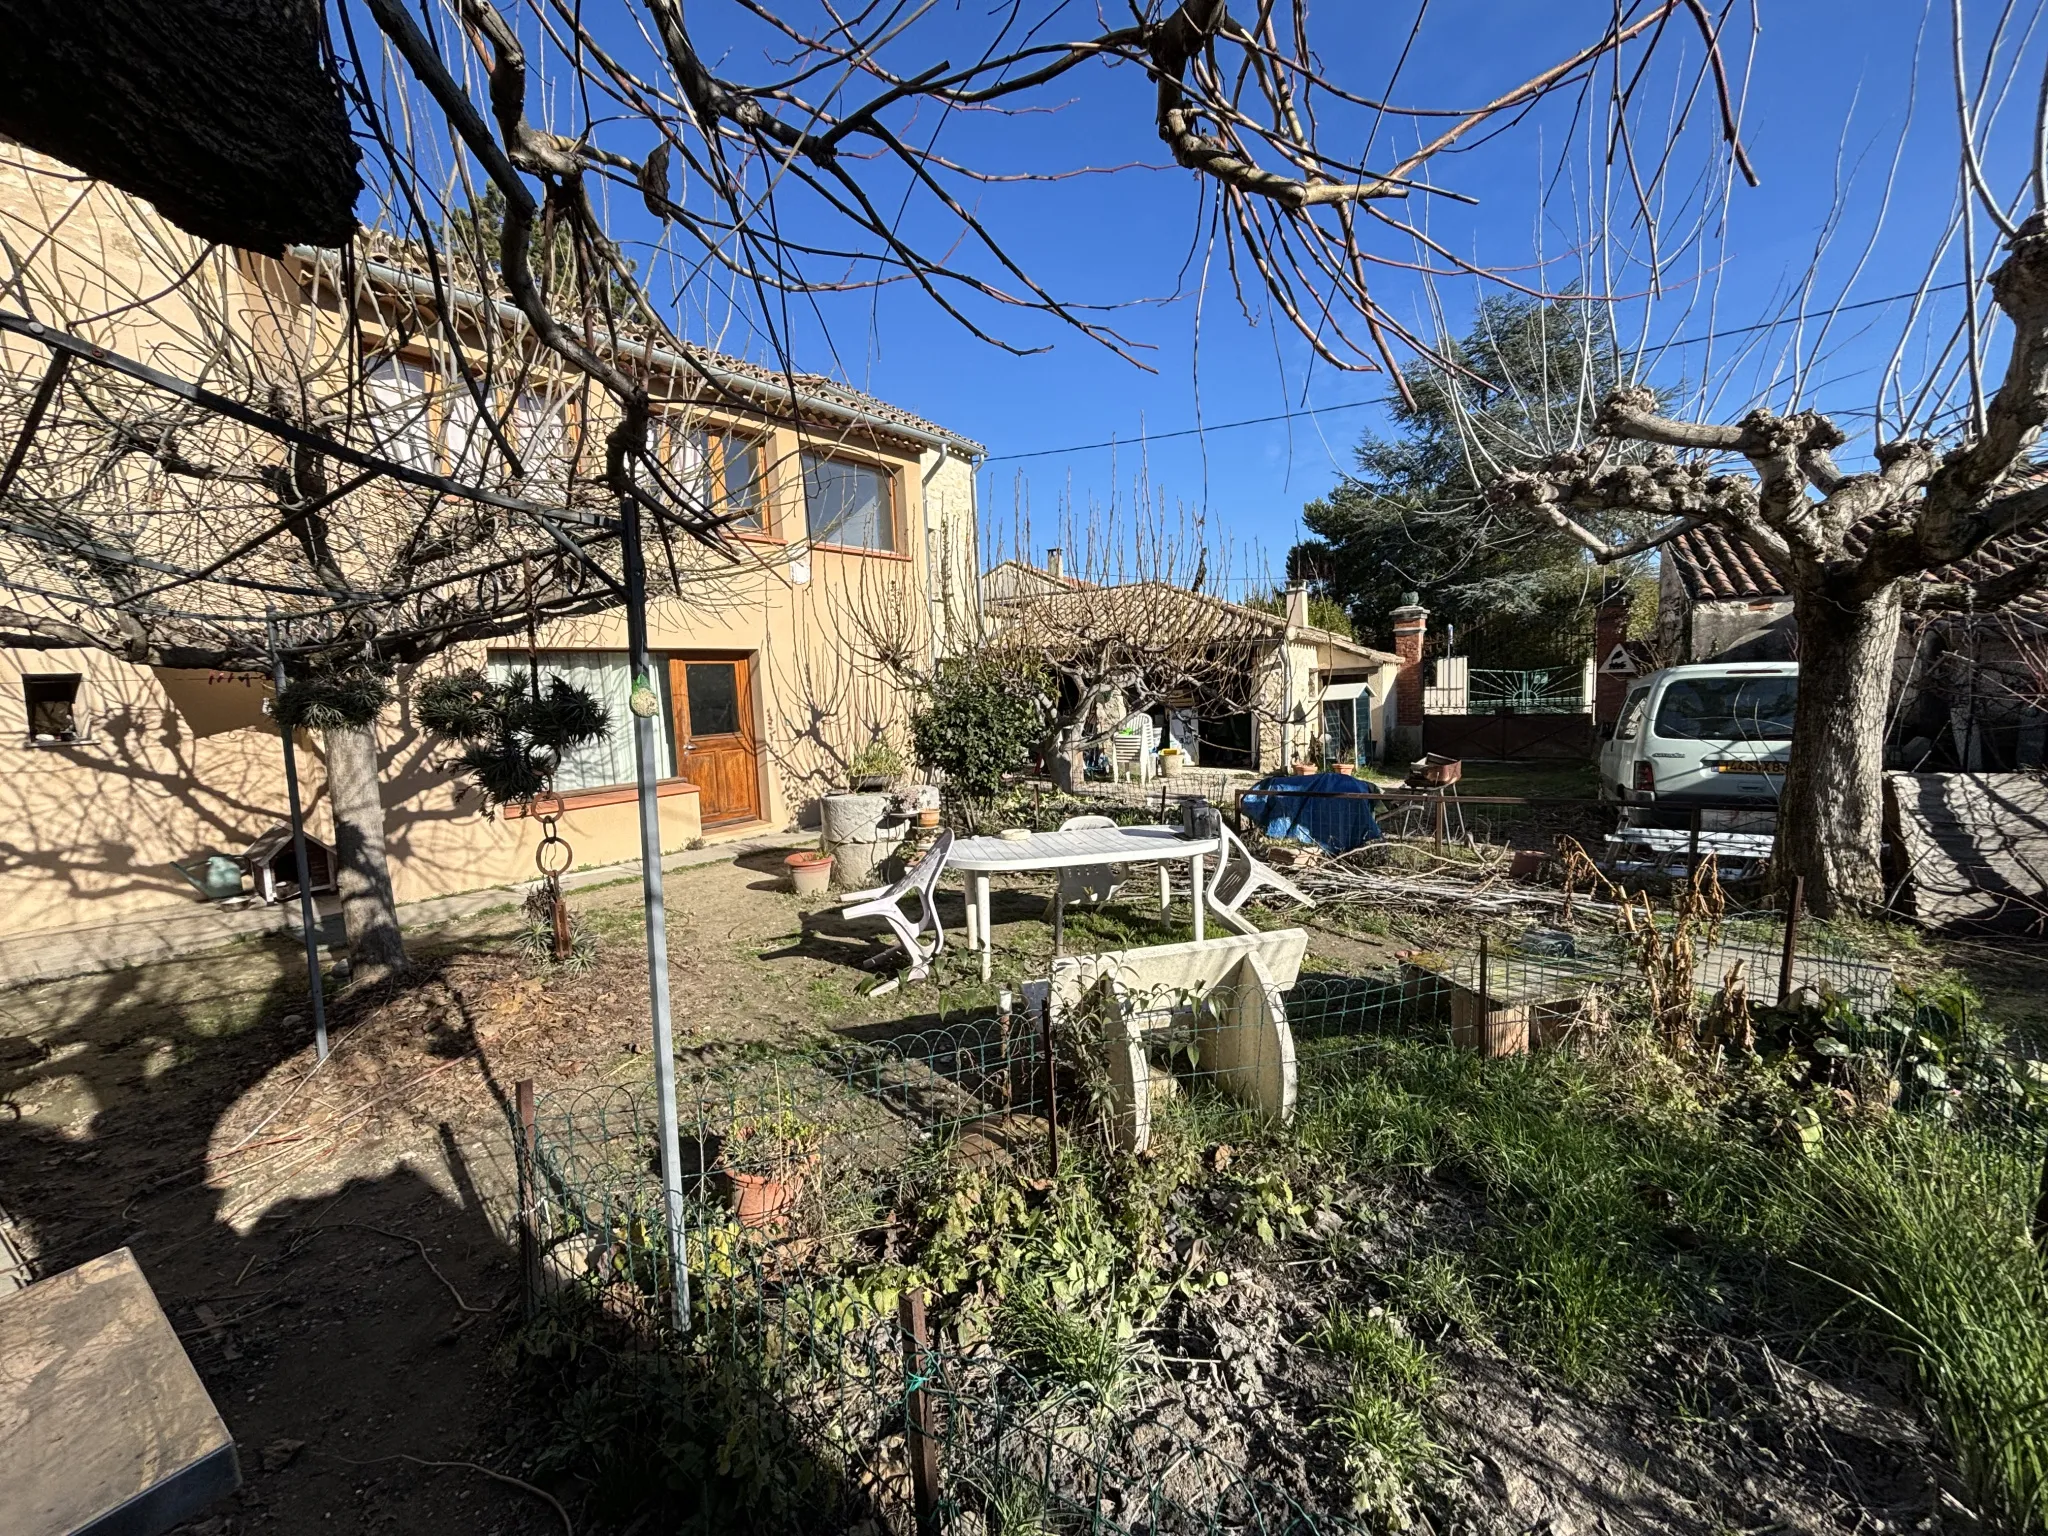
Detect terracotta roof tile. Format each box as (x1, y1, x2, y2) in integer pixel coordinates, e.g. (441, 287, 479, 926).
(1666, 464, 2048, 625)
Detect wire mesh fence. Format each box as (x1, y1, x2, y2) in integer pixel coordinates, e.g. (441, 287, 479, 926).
(512, 913, 2048, 1532)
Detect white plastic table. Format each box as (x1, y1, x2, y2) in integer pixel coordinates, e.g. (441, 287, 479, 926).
(949, 824, 1221, 981)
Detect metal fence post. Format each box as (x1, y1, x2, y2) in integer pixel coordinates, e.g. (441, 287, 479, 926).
(515, 1078, 537, 1313)
(1686, 805, 1702, 883)
(899, 1289, 941, 1536)
(1776, 875, 1805, 1008)
(1477, 932, 1490, 1021)
(1037, 987, 1061, 1179)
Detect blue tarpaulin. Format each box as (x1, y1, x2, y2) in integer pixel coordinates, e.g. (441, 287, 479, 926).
(1242, 772, 1383, 853)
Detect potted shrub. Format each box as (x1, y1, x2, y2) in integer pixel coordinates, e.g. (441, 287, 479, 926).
(846, 740, 906, 793)
(786, 846, 834, 896)
(722, 1109, 823, 1229)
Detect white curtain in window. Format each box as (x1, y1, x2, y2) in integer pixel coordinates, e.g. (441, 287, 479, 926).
(485, 650, 673, 793)
(440, 379, 487, 480)
(367, 358, 435, 471)
(516, 390, 571, 478)
(801, 453, 890, 550)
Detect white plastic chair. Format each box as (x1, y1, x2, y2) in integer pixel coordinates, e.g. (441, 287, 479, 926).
(839, 830, 954, 983)
(1109, 715, 1157, 784)
(1205, 824, 1315, 936)
(1058, 814, 1124, 907)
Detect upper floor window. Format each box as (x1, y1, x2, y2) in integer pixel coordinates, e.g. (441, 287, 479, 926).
(801, 453, 894, 552)
(514, 388, 574, 477)
(366, 357, 436, 472)
(24, 673, 82, 743)
(655, 422, 765, 531)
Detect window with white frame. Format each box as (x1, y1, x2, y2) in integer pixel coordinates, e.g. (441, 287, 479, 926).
(483, 651, 674, 793)
(801, 452, 894, 551)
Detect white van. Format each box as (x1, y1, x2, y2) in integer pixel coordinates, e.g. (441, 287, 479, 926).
(1598, 662, 1797, 808)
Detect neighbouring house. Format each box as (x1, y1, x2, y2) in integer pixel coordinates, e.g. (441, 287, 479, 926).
(0, 148, 983, 942)
(983, 555, 1402, 770)
(1657, 523, 2048, 771)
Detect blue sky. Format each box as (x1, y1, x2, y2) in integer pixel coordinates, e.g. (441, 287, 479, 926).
(557, 3, 2041, 609)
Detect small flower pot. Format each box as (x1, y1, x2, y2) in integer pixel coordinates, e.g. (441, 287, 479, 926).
(916, 806, 942, 829)
(1290, 760, 1317, 777)
(725, 1154, 819, 1229)
(786, 851, 834, 896)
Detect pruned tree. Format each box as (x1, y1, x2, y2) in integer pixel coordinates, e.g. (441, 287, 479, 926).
(1484, 12, 2048, 917)
(978, 495, 1276, 791)
(0, 149, 742, 980)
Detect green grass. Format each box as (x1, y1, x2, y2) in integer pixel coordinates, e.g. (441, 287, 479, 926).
(1312, 1306, 1439, 1398)
(994, 1281, 1139, 1405)
(1300, 1037, 1761, 1389)
(1301, 1031, 2048, 1527)
(1320, 1373, 1441, 1521)
(1784, 1119, 2048, 1532)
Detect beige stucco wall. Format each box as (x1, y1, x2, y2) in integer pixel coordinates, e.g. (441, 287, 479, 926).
(0, 647, 706, 934)
(0, 146, 970, 936)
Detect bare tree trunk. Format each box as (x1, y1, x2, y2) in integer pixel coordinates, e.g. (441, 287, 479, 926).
(1047, 725, 1087, 793)
(323, 720, 408, 984)
(1776, 577, 1901, 918)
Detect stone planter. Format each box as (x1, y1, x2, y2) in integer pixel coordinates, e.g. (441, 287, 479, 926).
(819, 790, 906, 889)
(786, 850, 833, 896)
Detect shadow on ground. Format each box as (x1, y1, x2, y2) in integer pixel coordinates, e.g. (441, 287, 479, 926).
(0, 933, 880, 1534)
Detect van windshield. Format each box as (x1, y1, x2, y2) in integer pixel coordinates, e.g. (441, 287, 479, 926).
(1653, 675, 1796, 741)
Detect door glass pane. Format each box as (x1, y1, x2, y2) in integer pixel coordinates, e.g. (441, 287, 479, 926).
(686, 664, 741, 736)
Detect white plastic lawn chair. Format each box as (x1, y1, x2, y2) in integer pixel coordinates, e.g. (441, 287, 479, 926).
(839, 830, 954, 989)
(1058, 814, 1125, 907)
(1108, 714, 1157, 784)
(1205, 824, 1315, 937)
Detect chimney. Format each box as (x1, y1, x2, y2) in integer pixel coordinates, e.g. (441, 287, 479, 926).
(1389, 596, 1428, 757)
(1594, 584, 1634, 725)
(1284, 582, 1310, 630)
(1045, 547, 1063, 580)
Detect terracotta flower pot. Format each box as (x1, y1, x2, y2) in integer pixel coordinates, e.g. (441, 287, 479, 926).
(725, 1153, 819, 1229)
(786, 851, 833, 896)
(916, 806, 942, 829)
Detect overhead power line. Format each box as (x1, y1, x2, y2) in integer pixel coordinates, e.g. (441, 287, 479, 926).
(982, 281, 1975, 466)
(984, 401, 1375, 462)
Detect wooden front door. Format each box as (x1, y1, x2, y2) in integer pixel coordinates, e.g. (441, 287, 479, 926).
(669, 655, 761, 827)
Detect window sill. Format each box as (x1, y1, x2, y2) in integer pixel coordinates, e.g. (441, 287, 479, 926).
(503, 779, 702, 818)
(805, 541, 909, 562)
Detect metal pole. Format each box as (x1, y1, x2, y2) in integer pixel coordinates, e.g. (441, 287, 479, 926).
(900, 1288, 942, 1536)
(1776, 875, 1805, 1008)
(267, 613, 328, 1063)
(516, 1078, 537, 1314)
(620, 495, 690, 1331)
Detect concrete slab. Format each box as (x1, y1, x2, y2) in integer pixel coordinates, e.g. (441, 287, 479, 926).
(0, 1248, 239, 1536)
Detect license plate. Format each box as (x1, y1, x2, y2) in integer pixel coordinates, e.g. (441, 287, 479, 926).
(1711, 760, 1786, 775)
